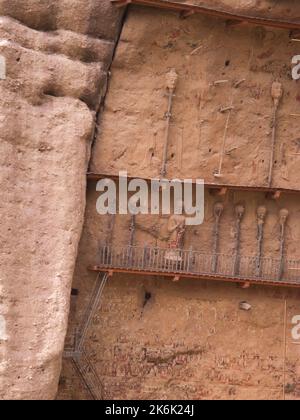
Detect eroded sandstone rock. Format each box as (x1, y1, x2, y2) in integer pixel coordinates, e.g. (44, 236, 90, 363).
(0, 0, 123, 400)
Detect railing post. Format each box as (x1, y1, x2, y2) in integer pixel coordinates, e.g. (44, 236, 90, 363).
(255, 206, 267, 277)
(233, 205, 245, 276)
(278, 209, 289, 280)
(212, 203, 224, 273)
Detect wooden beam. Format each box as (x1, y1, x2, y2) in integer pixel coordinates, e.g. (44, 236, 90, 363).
(226, 19, 247, 27)
(209, 187, 228, 197)
(111, 0, 132, 7)
(88, 266, 300, 289)
(180, 9, 195, 19)
(111, 0, 300, 30)
(87, 172, 300, 195)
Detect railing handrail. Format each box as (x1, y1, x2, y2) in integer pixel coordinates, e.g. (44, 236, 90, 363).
(96, 244, 300, 285)
(98, 244, 290, 263)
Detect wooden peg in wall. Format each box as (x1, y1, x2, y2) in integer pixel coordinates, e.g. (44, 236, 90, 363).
(218, 187, 228, 196)
(111, 0, 132, 8)
(226, 19, 246, 27)
(180, 9, 195, 18)
(266, 190, 281, 200)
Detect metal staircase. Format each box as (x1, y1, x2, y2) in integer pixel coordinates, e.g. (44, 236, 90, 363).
(64, 272, 109, 400)
(72, 350, 104, 401)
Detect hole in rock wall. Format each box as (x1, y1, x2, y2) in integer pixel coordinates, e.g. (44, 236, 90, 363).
(143, 291, 152, 308)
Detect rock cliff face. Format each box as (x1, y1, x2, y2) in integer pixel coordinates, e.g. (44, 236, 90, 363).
(1, 0, 300, 401)
(0, 0, 123, 400)
(60, 2, 300, 400)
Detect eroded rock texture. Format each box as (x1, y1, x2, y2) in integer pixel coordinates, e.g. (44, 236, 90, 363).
(0, 0, 123, 400)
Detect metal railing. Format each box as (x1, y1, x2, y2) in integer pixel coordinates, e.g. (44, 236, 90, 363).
(97, 245, 300, 286)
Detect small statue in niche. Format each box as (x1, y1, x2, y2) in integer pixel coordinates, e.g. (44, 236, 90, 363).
(167, 213, 186, 250)
(279, 208, 289, 229)
(166, 68, 178, 93)
(165, 206, 186, 265)
(235, 204, 245, 221)
(271, 82, 283, 110)
(214, 202, 225, 219)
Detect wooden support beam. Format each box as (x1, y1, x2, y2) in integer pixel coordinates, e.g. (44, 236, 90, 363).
(240, 281, 251, 289)
(290, 29, 300, 40)
(111, 0, 300, 31)
(226, 19, 246, 27)
(111, 0, 132, 7)
(273, 190, 282, 200)
(180, 9, 195, 19)
(87, 172, 300, 195)
(88, 266, 300, 289)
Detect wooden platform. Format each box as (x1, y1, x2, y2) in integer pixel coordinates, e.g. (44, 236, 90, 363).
(87, 172, 300, 197)
(111, 0, 300, 30)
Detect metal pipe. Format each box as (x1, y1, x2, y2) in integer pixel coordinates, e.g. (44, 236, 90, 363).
(129, 214, 136, 247)
(161, 69, 178, 177)
(212, 202, 224, 272)
(214, 101, 233, 179)
(268, 82, 283, 187)
(278, 209, 289, 280)
(255, 206, 267, 277)
(233, 204, 245, 276)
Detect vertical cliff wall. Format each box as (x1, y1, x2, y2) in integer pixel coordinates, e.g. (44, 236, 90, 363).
(0, 0, 124, 400)
(58, 2, 300, 400)
(1, 0, 300, 401)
